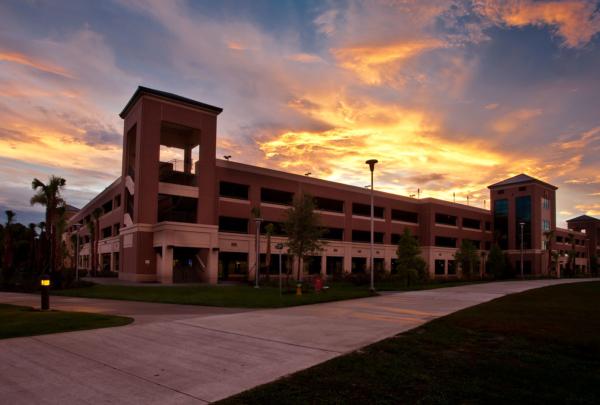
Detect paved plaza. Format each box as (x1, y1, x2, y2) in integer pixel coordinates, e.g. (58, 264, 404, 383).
(0, 279, 596, 404)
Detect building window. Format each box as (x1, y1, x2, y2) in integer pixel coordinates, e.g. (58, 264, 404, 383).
(219, 216, 249, 233)
(102, 200, 113, 214)
(260, 221, 286, 236)
(462, 218, 481, 230)
(101, 226, 112, 239)
(322, 227, 344, 241)
(447, 260, 456, 275)
(516, 196, 532, 249)
(157, 194, 197, 223)
(391, 209, 418, 223)
(114, 195, 121, 208)
(352, 230, 384, 243)
(465, 239, 481, 249)
(391, 233, 418, 245)
(435, 213, 457, 226)
(485, 221, 491, 231)
(542, 197, 550, 209)
(518, 186, 527, 191)
(220, 181, 249, 200)
(542, 219, 550, 232)
(435, 259, 445, 275)
(352, 203, 384, 218)
(314, 197, 344, 213)
(113, 223, 120, 235)
(261, 188, 294, 205)
(494, 199, 509, 250)
(435, 236, 457, 248)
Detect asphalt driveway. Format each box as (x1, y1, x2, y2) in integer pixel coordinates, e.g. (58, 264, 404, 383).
(0, 278, 596, 404)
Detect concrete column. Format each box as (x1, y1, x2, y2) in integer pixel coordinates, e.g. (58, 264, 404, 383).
(320, 254, 327, 276)
(184, 144, 192, 174)
(110, 252, 114, 272)
(385, 255, 393, 274)
(159, 245, 173, 284)
(207, 249, 219, 285)
(343, 245, 352, 274)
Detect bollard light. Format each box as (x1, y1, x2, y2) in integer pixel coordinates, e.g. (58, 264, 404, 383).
(40, 275, 50, 310)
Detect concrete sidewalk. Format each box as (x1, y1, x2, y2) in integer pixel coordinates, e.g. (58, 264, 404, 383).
(0, 278, 596, 404)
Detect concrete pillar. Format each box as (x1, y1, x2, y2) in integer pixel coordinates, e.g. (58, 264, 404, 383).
(385, 255, 393, 274)
(320, 254, 327, 276)
(184, 144, 192, 174)
(110, 252, 114, 272)
(343, 246, 352, 274)
(207, 249, 219, 285)
(159, 245, 173, 284)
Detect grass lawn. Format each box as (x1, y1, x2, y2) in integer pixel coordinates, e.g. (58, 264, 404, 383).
(218, 281, 600, 404)
(52, 279, 493, 308)
(0, 303, 133, 340)
(53, 283, 376, 308)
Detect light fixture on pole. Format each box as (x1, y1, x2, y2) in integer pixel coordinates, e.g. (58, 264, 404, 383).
(365, 159, 378, 292)
(520, 221, 525, 279)
(254, 217, 263, 288)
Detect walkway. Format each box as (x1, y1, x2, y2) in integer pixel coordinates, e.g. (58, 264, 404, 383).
(0, 279, 595, 404)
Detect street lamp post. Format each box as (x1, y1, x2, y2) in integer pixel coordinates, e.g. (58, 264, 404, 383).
(366, 159, 378, 292)
(254, 217, 263, 288)
(520, 221, 525, 279)
(276, 243, 284, 297)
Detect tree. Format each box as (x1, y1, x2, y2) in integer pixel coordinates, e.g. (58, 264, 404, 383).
(486, 243, 506, 279)
(455, 240, 480, 279)
(2, 210, 15, 287)
(283, 194, 324, 281)
(395, 228, 427, 286)
(264, 222, 274, 279)
(565, 233, 576, 276)
(30, 176, 66, 274)
(590, 255, 599, 276)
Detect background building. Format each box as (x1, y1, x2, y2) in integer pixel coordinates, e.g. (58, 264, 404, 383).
(67, 87, 599, 283)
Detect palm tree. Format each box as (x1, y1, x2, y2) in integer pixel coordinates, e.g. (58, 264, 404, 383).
(30, 176, 66, 274)
(2, 210, 15, 286)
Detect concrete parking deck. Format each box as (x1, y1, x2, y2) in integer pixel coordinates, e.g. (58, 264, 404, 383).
(0, 278, 596, 404)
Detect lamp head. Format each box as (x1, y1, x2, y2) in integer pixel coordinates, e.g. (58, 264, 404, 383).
(365, 159, 378, 172)
(40, 275, 50, 287)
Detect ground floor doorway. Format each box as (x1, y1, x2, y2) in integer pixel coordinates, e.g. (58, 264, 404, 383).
(219, 252, 249, 282)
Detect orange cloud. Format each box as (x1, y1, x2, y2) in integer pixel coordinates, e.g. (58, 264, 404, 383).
(331, 39, 444, 85)
(477, 0, 600, 47)
(574, 203, 600, 215)
(556, 126, 600, 149)
(492, 108, 542, 133)
(286, 53, 323, 63)
(0, 51, 73, 78)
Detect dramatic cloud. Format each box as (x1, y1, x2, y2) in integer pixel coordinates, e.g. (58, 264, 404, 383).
(332, 39, 445, 85)
(476, 0, 600, 47)
(0, 0, 599, 228)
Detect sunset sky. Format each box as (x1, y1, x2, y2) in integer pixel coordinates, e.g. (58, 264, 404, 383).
(1, 0, 599, 226)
